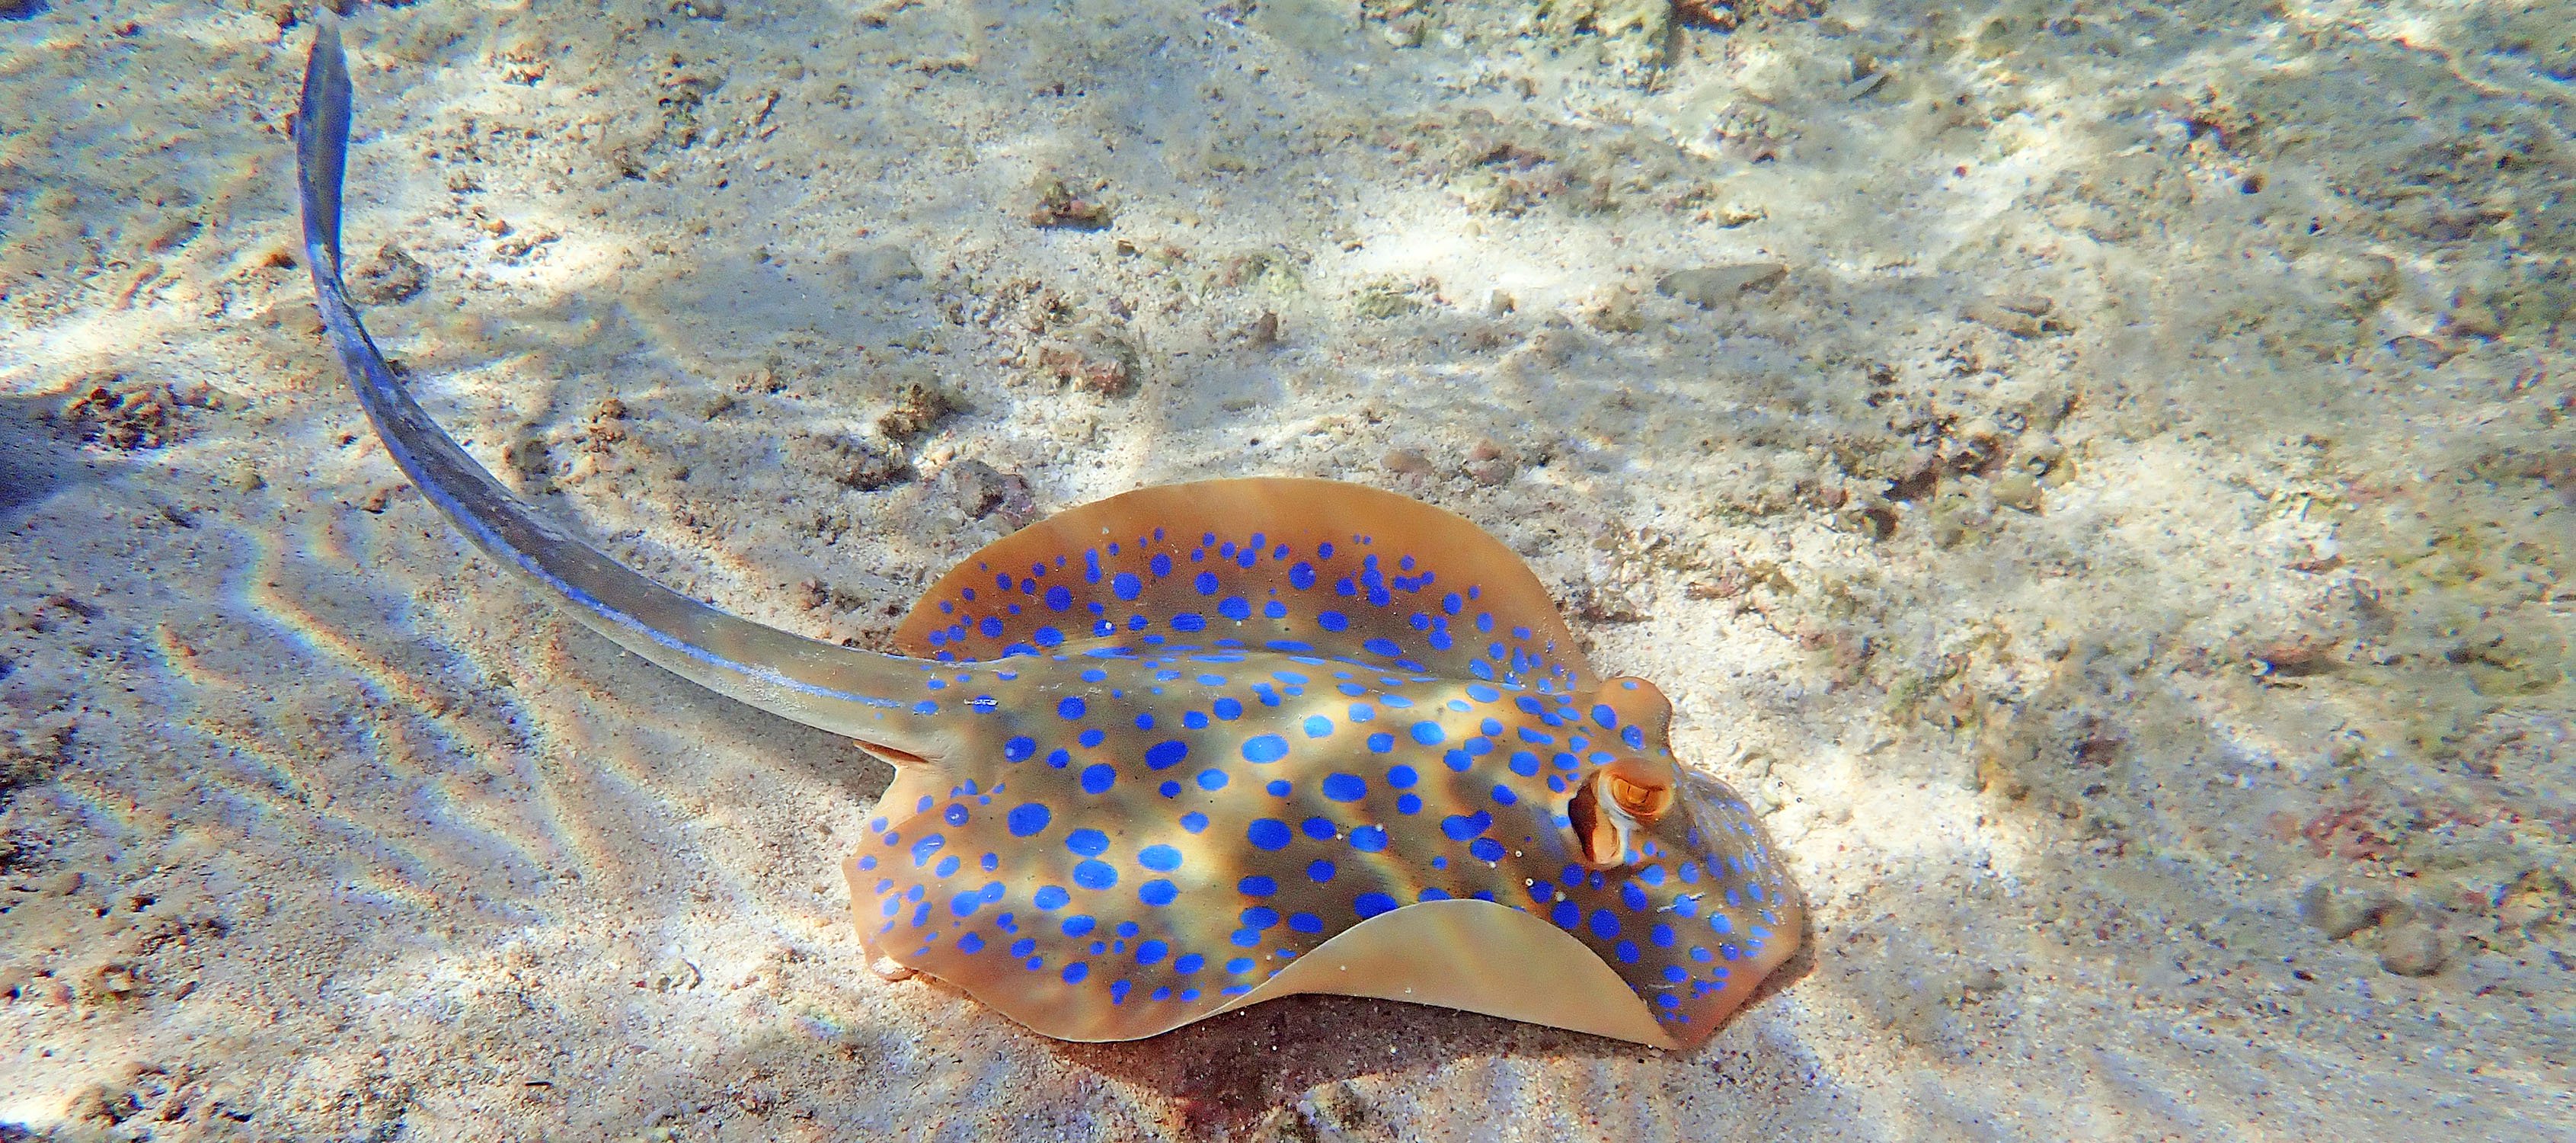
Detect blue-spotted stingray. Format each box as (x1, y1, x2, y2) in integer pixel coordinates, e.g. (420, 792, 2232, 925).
(292, 18, 1803, 1049)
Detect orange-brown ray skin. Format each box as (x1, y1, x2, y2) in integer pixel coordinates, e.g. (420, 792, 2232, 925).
(841, 655, 1801, 1046)
(892, 478, 1595, 695)
(846, 479, 1802, 1046)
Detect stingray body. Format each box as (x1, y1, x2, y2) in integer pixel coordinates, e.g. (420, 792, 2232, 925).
(292, 18, 1801, 1049)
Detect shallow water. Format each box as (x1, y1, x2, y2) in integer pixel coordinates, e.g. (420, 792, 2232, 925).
(2, 0, 2571, 1138)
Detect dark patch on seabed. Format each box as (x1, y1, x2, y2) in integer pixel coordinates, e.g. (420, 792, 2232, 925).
(0, 396, 93, 519)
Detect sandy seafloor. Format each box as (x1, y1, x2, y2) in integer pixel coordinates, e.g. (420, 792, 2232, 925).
(2, 0, 2572, 1137)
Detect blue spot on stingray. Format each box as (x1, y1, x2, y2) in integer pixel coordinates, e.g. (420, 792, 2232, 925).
(1306, 860, 1338, 883)
(1063, 914, 1097, 937)
(1242, 906, 1279, 930)
(1219, 597, 1251, 621)
(1225, 958, 1256, 975)
(1410, 721, 1446, 745)
(1004, 736, 1037, 762)
(944, 804, 969, 827)
(1303, 716, 1334, 738)
(1145, 741, 1188, 770)
(1139, 880, 1178, 907)
(1623, 725, 1646, 749)
(1469, 837, 1505, 863)
(1396, 793, 1423, 815)
(1044, 585, 1072, 611)
(1034, 886, 1070, 910)
(1242, 735, 1289, 763)
(1065, 829, 1109, 856)
(1354, 892, 1400, 919)
(1136, 940, 1168, 965)
(1289, 912, 1324, 933)
(1173, 953, 1205, 975)
(1440, 811, 1492, 840)
(1316, 611, 1349, 632)
(935, 855, 960, 878)
(1072, 860, 1118, 891)
(1194, 570, 1220, 595)
(1321, 773, 1367, 802)
(1229, 929, 1260, 948)
(1298, 817, 1334, 840)
(1246, 819, 1292, 850)
(1290, 562, 1316, 589)
(1196, 769, 1229, 791)
(1138, 844, 1183, 872)
(1171, 613, 1207, 632)
(1080, 764, 1115, 794)
(1238, 875, 1277, 896)
(1058, 696, 1087, 720)
(1062, 962, 1089, 984)
(1651, 923, 1676, 947)
(1112, 572, 1143, 600)
(1385, 765, 1418, 788)
(980, 616, 1005, 638)
(1150, 554, 1172, 578)
(958, 933, 986, 954)
(1551, 901, 1580, 927)
(1365, 733, 1395, 754)
(1213, 696, 1244, 720)
(910, 835, 945, 867)
(1079, 729, 1105, 748)
(1621, 882, 1650, 911)
(1616, 940, 1641, 964)
(1588, 909, 1622, 939)
(1181, 812, 1209, 833)
(1265, 780, 1291, 796)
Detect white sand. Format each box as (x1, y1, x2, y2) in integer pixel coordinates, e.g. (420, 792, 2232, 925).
(2, 0, 2570, 1138)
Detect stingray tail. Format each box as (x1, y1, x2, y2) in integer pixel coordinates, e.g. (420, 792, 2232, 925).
(291, 15, 950, 757)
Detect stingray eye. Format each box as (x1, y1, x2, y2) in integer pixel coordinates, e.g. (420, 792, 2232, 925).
(1568, 757, 1676, 868)
(1603, 759, 1674, 821)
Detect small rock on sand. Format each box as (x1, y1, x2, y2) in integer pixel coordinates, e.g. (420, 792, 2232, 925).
(1657, 263, 1787, 307)
(2376, 920, 2448, 977)
(943, 459, 1036, 527)
(350, 242, 428, 305)
(2300, 879, 2395, 940)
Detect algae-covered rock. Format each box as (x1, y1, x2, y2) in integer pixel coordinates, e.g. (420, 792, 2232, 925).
(1535, 0, 1672, 83)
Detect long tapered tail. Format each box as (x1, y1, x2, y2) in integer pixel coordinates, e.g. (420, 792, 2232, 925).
(293, 15, 949, 756)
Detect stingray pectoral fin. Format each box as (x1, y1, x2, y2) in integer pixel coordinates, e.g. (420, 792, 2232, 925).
(1215, 899, 1682, 1049)
(292, 18, 948, 757)
(893, 478, 1596, 692)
